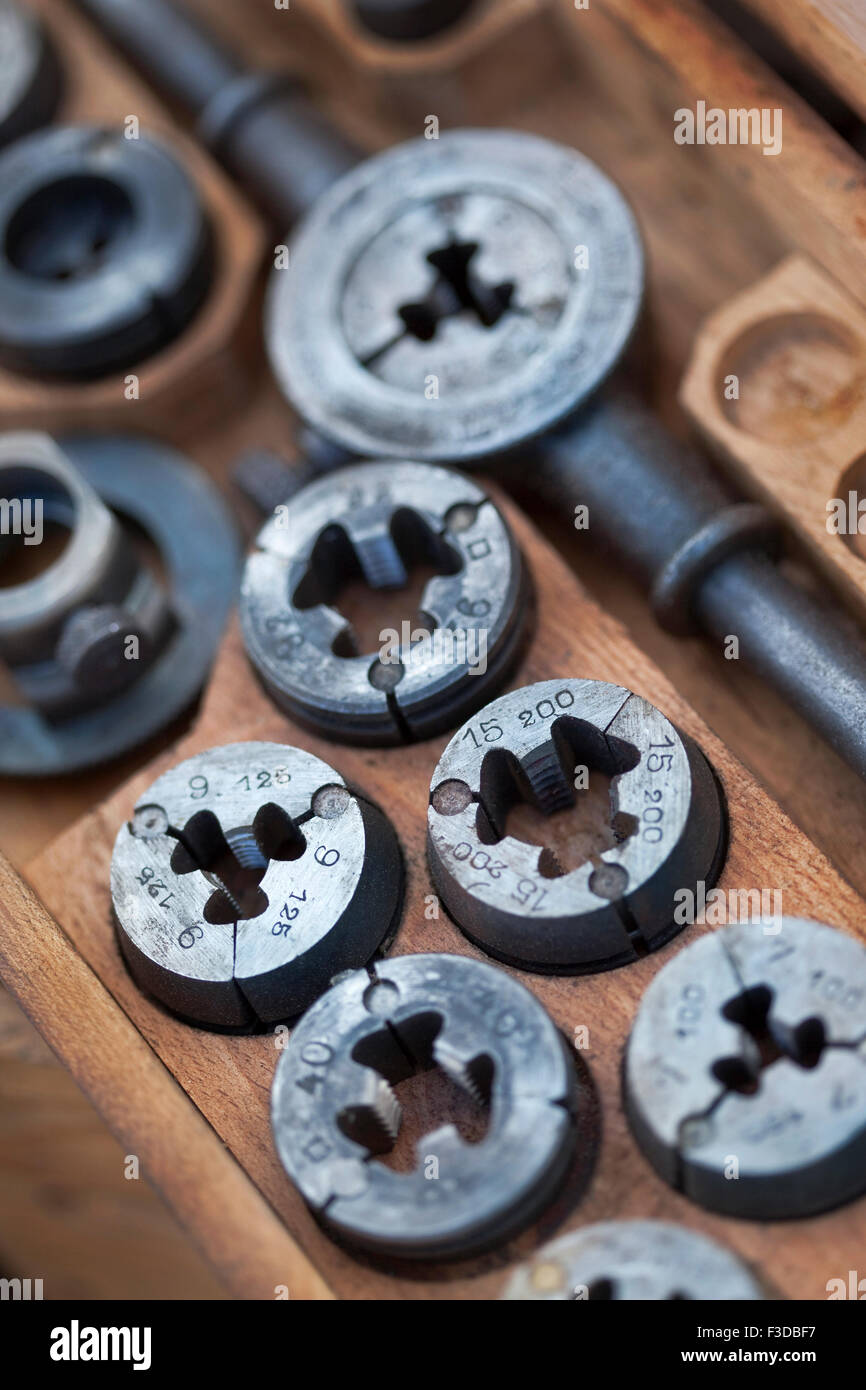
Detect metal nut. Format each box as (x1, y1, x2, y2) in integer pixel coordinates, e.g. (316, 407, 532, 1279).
(0, 124, 212, 378)
(0, 431, 238, 776)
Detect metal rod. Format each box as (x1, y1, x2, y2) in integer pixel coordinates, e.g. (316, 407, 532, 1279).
(74, 0, 360, 227)
(529, 389, 866, 778)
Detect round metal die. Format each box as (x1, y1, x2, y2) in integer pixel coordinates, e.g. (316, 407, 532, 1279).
(624, 918, 866, 1220)
(265, 129, 644, 462)
(270, 952, 577, 1258)
(111, 743, 404, 1029)
(0, 124, 212, 378)
(0, 1, 60, 150)
(239, 460, 527, 744)
(0, 434, 238, 776)
(427, 679, 725, 972)
(502, 1220, 763, 1300)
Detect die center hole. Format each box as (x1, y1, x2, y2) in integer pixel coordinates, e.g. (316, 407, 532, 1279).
(338, 1011, 493, 1173)
(169, 804, 305, 924)
(476, 718, 640, 879)
(6, 175, 134, 281)
(712, 983, 828, 1093)
(293, 508, 462, 657)
(398, 239, 515, 343)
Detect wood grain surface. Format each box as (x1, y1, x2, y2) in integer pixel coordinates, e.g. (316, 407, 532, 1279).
(21, 491, 866, 1300)
(740, 0, 866, 121)
(572, 0, 866, 306)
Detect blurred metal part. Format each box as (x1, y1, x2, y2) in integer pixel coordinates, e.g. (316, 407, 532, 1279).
(502, 1220, 764, 1299)
(0, 432, 239, 775)
(74, 0, 360, 228)
(0, 0, 61, 150)
(0, 125, 211, 379)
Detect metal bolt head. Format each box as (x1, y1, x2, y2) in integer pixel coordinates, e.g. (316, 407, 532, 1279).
(56, 603, 146, 696)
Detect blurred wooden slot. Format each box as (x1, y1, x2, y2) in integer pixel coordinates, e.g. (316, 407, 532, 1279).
(256, 0, 565, 125)
(680, 252, 866, 622)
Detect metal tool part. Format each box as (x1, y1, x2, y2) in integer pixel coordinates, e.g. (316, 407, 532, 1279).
(111, 742, 404, 1030)
(525, 392, 866, 783)
(0, 0, 61, 149)
(266, 129, 643, 462)
(0, 124, 212, 379)
(265, 126, 866, 783)
(352, 0, 476, 41)
(502, 1220, 764, 1300)
(74, 0, 360, 229)
(239, 460, 528, 744)
(624, 918, 866, 1220)
(271, 951, 578, 1258)
(427, 679, 725, 972)
(231, 448, 325, 520)
(0, 432, 238, 775)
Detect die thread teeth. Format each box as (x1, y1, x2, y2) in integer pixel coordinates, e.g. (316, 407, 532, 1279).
(435, 1043, 493, 1107)
(520, 745, 575, 816)
(225, 827, 268, 871)
(353, 532, 408, 591)
(372, 1078, 402, 1142)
